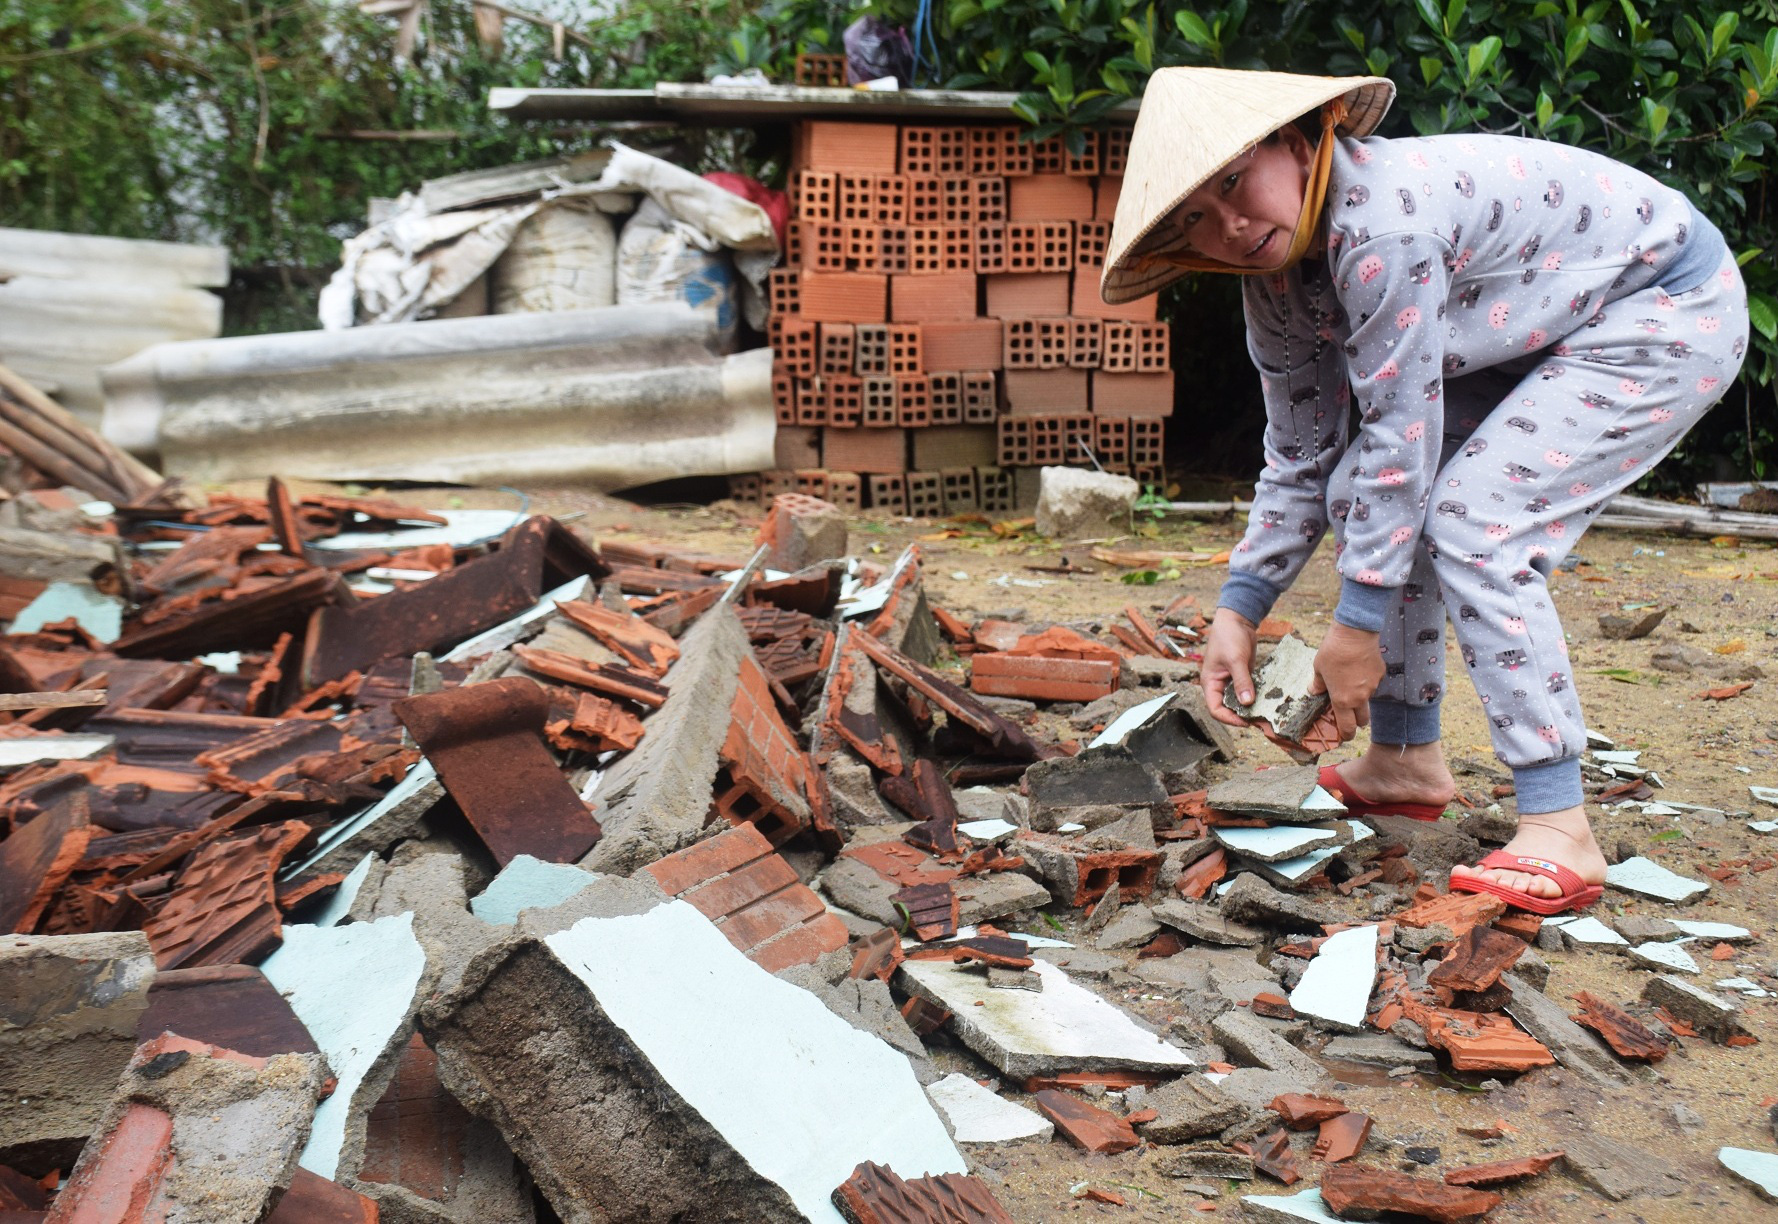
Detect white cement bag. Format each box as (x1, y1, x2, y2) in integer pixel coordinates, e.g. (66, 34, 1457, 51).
(615, 199, 739, 351)
(491, 199, 617, 314)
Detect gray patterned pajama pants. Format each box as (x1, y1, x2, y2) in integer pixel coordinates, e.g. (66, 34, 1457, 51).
(1325, 256, 1749, 813)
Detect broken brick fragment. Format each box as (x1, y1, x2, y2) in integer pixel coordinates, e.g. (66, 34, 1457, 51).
(641, 822, 847, 973)
(849, 928, 905, 983)
(1427, 925, 1528, 995)
(1032, 1090, 1141, 1154)
(1569, 991, 1670, 1062)
(1269, 1093, 1349, 1130)
(900, 996, 950, 1036)
(1319, 1164, 1502, 1223)
(969, 652, 1119, 703)
(1312, 1112, 1372, 1163)
(830, 1161, 1015, 1224)
(1175, 847, 1228, 900)
(1416, 1006, 1555, 1073)
(554, 597, 681, 676)
(1443, 1150, 1564, 1188)
(1251, 993, 1296, 1020)
(1491, 910, 1544, 944)
(1396, 890, 1506, 939)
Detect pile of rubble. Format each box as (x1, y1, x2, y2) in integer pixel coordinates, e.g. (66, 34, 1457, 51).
(3, 441, 1776, 1219)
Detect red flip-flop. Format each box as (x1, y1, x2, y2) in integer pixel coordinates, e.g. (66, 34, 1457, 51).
(1449, 850, 1604, 916)
(1317, 764, 1446, 823)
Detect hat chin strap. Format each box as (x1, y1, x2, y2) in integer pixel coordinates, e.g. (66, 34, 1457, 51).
(1161, 98, 1348, 277)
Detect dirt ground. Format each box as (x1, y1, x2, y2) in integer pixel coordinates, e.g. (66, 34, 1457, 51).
(306, 479, 1778, 1221)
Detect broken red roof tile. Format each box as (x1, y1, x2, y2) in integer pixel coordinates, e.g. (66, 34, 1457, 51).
(1243, 1128, 1301, 1185)
(265, 478, 305, 558)
(137, 964, 320, 1058)
(263, 1167, 379, 1224)
(642, 822, 846, 973)
(969, 653, 1119, 703)
(850, 629, 1042, 763)
(1023, 1071, 1172, 1094)
(0, 794, 93, 933)
(840, 840, 957, 889)
(848, 928, 904, 983)
(396, 678, 600, 868)
(891, 881, 959, 942)
(831, 1161, 1015, 1224)
(1312, 1112, 1372, 1163)
(1569, 992, 1671, 1062)
(1443, 1151, 1564, 1188)
(120, 568, 344, 661)
(1251, 993, 1297, 1020)
(1490, 910, 1544, 944)
(1269, 1094, 1349, 1130)
(554, 598, 680, 676)
(898, 759, 960, 856)
(1427, 925, 1528, 995)
(0, 1164, 47, 1210)
(511, 646, 668, 709)
(816, 626, 904, 776)
(1033, 1090, 1141, 1154)
(545, 690, 645, 754)
(141, 820, 310, 969)
(1320, 1164, 1501, 1223)
(1396, 890, 1506, 938)
(930, 605, 972, 646)
(1001, 625, 1125, 667)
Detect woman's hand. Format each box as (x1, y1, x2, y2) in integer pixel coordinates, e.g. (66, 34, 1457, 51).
(1312, 622, 1386, 742)
(1202, 608, 1260, 729)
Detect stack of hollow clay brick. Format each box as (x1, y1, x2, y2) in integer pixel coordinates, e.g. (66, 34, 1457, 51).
(740, 118, 1174, 517)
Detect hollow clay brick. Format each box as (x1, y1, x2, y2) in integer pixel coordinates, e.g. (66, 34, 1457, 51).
(970, 176, 1007, 223)
(806, 222, 847, 271)
(920, 319, 1003, 370)
(941, 177, 974, 225)
(775, 319, 819, 377)
(826, 374, 863, 428)
(772, 368, 797, 426)
(901, 126, 968, 177)
(767, 267, 799, 316)
(793, 52, 846, 86)
(794, 377, 826, 427)
(1065, 131, 1101, 177)
(865, 473, 907, 514)
(974, 223, 1007, 275)
(966, 127, 1003, 177)
(977, 466, 1015, 512)
(905, 471, 944, 518)
(1095, 176, 1122, 221)
(854, 324, 889, 375)
(925, 371, 963, 425)
(1102, 126, 1134, 176)
(940, 468, 978, 514)
(906, 174, 944, 225)
(961, 371, 999, 424)
(798, 169, 839, 222)
(860, 375, 897, 427)
(818, 323, 856, 375)
(1091, 370, 1174, 418)
(887, 324, 922, 376)
(1030, 133, 1067, 175)
(999, 125, 1034, 177)
(907, 226, 945, 275)
(889, 272, 978, 322)
(895, 376, 930, 428)
(942, 226, 974, 273)
(1074, 219, 1112, 272)
(1067, 317, 1103, 369)
(1072, 272, 1157, 320)
(985, 272, 1070, 319)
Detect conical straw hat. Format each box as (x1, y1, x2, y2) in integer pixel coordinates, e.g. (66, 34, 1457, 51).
(1100, 68, 1395, 303)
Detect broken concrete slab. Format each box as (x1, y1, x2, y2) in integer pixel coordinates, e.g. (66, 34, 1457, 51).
(1559, 1134, 1686, 1201)
(1024, 746, 1167, 828)
(1214, 1068, 1319, 1117)
(1288, 925, 1378, 1032)
(1094, 904, 1161, 951)
(780, 965, 930, 1068)
(0, 931, 156, 1172)
(53, 1034, 326, 1223)
(1087, 690, 1223, 783)
(1155, 1147, 1255, 1179)
(471, 855, 601, 926)
(260, 913, 428, 1182)
(422, 879, 967, 1223)
(1151, 898, 1266, 947)
(897, 958, 1193, 1080)
(1500, 973, 1630, 1087)
(924, 1074, 1053, 1144)
(1207, 767, 1346, 823)
(1719, 1147, 1778, 1203)
(282, 759, 447, 881)
(1211, 1011, 1328, 1086)
(1139, 1074, 1251, 1143)
(1320, 1035, 1438, 1073)
(819, 841, 1051, 931)
(1556, 916, 1630, 950)
(1641, 974, 1747, 1043)
(1219, 874, 1339, 932)
(1605, 856, 1709, 903)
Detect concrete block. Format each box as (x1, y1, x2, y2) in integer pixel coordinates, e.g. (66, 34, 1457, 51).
(897, 958, 1193, 1080)
(1034, 466, 1137, 537)
(1218, 874, 1339, 932)
(758, 493, 847, 572)
(421, 880, 966, 1222)
(1139, 1073, 1250, 1143)
(261, 914, 429, 1181)
(1207, 767, 1346, 823)
(0, 931, 156, 1172)
(1150, 899, 1266, 947)
(1210, 1011, 1328, 1086)
(1320, 1034, 1438, 1072)
(52, 1034, 325, 1222)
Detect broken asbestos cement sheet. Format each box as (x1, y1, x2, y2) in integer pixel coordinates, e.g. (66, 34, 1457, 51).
(1240, 1187, 1342, 1222)
(1719, 1148, 1778, 1202)
(260, 912, 427, 1180)
(925, 1073, 1054, 1144)
(471, 854, 600, 925)
(1287, 923, 1379, 1030)
(1606, 856, 1710, 903)
(1213, 823, 1348, 864)
(897, 958, 1194, 1080)
(1207, 766, 1347, 823)
(1089, 692, 1173, 749)
(542, 900, 965, 1221)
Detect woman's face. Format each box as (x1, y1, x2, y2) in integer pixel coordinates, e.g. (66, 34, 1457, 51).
(1165, 124, 1315, 267)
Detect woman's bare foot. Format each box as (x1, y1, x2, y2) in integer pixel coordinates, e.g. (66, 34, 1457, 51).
(1449, 805, 1608, 899)
(1331, 741, 1457, 809)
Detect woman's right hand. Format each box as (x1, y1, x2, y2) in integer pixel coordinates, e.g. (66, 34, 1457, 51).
(1202, 607, 1259, 729)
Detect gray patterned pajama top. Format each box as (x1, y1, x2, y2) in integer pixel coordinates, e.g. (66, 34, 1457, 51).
(1215, 132, 1748, 812)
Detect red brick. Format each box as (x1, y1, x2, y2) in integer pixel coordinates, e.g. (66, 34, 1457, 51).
(818, 323, 856, 375)
(1075, 219, 1112, 271)
(773, 318, 819, 377)
(797, 170, 838, 222)
(889, 272, 978, 322)
(1094, 176, 1122, 220)
(921, 318, 1002, 370)
(971, 653, 1118, 701)
(854, 324, 889, 374)
(906, 174, 944, 225)
(896, 375, 930, 428)
(900, 126, 969, 177)
(860, 375, 897, 427)
(825, 471, 863, 512)
(804, 221, 846, 271)
(974, 223, 1006, 274)
(1003, 318, 1065, 370)
(826, 374, 863, 427)
(1094, 415, 1131, 474)
(966, 127, 1003, 176)
(1004, 367, 1089, 415)
(1066, 131, 1101, 176)
(977, 465, 1015, 512)
(767, 267, 799, 316)
(794, 53, 846, 87)
(985, 272, 1070, 319)
(907, 225, 945, 275)
(1010, 174, 1096, 221)
(794, 377, 826, 427)
(913, 425, 998, 471)
(801, 121, 899, 174)
(1030, 132, 1067, 174)
(942, 226, 973, 273)
(999, 126, 1034, 176)
(941, 177, 974, 225)
(1071, 272, 1156, 320)
(1091, 370, 1174, 417)
(801, 272, 888, 323)
(749, 912, 850, 974)
(970, 176, 1007, 223)
(784, 218, 804, 267)
(1067, 317, 1103, 369)
(823, 426, 907, 473)
(1102, 126, 1134, 176)
(1130, 417, 1165, 469)
(887, 324, 922, 375)
(772, 367, 797, 425)
(940, 468, 978, 513)
(678, 852, 799, 921)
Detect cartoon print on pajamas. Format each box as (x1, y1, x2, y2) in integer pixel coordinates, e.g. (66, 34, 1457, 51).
(1221, 131, 1747, 794)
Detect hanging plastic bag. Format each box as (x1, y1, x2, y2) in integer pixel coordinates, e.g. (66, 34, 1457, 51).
(843, 16, 912, 86)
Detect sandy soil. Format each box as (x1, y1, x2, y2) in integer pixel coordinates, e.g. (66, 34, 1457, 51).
(294, 479, 1778, 1221)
